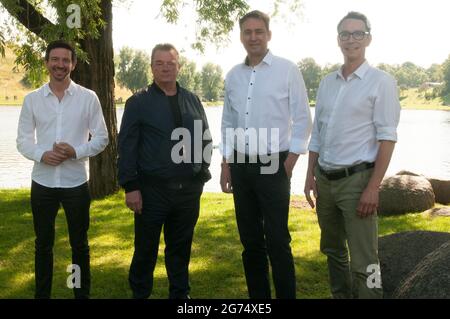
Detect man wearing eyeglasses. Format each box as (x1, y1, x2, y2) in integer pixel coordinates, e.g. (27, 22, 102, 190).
(304, 12, 400, 299)
(118, 43, 212, 299)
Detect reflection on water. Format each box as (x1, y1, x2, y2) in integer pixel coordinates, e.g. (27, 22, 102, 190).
(1, 106, 449, 193)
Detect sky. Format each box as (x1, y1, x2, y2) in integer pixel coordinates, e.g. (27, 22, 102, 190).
(112, 0, 450, 74)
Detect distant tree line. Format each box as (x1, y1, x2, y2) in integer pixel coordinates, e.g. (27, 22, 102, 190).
(116, 47, 224, 102)
(298, 55, 450, 103)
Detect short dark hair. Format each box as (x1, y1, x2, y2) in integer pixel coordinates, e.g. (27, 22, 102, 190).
(151, 43, 179, 64)
(239, 10, 270, 31)
(45, 40, 77, 62)
(337, 11, 371, 33)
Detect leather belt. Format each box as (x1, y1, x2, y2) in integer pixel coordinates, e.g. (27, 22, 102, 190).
(318, 162, 375, 181)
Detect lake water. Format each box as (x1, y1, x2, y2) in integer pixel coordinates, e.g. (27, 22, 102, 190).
(1, 106, 449, 193)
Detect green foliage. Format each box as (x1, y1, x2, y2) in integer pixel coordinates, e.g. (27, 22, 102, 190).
(116, 46, 151, 94)
(377, 62, 431, 88)
(441, 54, 450, 96)
(201, 62, 223, 101)
(12, 39, 48, 88)
(426, 63, 444, 83)
(297, 57, 321, 101)
(161, 0, 249, 52)
(178, 56, 199, 94)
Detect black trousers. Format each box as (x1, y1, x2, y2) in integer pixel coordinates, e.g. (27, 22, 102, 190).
(128, 180, 203, 299)
(30, 181, 91, 299)
(229, 153, 296, 299)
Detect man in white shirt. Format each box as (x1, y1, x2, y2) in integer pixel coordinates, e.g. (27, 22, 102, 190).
(304, 12, 401, 299)
(16, 40, 109, 299)
(220, 10, 312, 299)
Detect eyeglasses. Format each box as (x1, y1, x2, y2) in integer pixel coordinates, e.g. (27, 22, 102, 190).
(338, 30, 370, 41)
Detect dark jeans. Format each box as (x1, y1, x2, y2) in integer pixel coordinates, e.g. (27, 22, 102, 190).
(129, 180, 203, 299)
(30, 181, 91, 299)
(229, 153, 296, 299)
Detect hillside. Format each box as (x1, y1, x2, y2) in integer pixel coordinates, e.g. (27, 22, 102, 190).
(0, 48, 132, 105)
(0, 48, 31, 105)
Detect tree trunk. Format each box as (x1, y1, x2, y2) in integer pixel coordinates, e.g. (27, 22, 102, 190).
(72, 0, 119, 199)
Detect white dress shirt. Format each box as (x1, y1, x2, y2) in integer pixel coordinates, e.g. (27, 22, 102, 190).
(309, 61, 401, 170)
(220, 50, 312, 159)
(17, 81, 109, 188)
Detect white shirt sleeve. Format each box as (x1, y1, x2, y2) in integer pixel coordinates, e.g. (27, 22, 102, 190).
(74, 93, 109, 159)
(373, 75, 401, 142)
(16, 95, 46, 163)
(288, 64, 312, 154)
(308, 79, 324, 153)
(220, 77, 235, 160)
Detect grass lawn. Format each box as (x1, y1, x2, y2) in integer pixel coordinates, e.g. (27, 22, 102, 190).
(0, 189, 449, 299)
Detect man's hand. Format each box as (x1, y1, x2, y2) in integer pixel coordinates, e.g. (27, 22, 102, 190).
(126, 190, 143, 214)
(41, 151, 69, 166)
(357, 185, 379, 218)
(220, 162, 233, 193)
(53, 142, 76, 159)
(283, 153, 299, 179)
(304, 172, 318, 209)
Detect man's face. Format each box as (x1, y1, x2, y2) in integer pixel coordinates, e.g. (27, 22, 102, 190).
(338, 18, 371, 63)
(45, 48, 76, 82)
(240, 18, 272, 58)
(151, 49, 180, 85)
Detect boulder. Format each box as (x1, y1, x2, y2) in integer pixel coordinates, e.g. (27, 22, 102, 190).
(394, 241, 450, 299)
(396, 170, 421, 176)
(425, 206, 450, 217)
(379, 175, 435, 215)
(378, 231, 450, 299)
(427, 178, 450, 205)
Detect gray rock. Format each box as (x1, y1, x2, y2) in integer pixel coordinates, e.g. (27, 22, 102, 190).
(379, 175, 435, 215)
(396, 170, 421, 176)
(378, 231, 450, 298)
(393, 241, 450, 299)
(426, 206, 450, 217)
(427, 178, 450, 205)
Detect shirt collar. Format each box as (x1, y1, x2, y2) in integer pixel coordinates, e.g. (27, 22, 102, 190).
(150, 81, 180, 95)
(336, 60, 370, 80)
(244, 50, 273, 67)
(43, 80, 76, 97)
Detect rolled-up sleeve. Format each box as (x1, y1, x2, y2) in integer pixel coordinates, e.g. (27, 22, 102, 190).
(288, 64, 312, 154)
(373, 75, 401, 142)
(74, 94, 109, 159)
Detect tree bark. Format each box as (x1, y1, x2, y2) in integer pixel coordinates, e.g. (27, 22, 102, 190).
(72, 0, 119, 198)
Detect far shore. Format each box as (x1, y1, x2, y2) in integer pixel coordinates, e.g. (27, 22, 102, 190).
(2, 102, 449, 111)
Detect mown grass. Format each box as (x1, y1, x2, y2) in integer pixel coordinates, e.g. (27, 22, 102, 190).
(0, 189, 449, 299)
(400, 88, 449, 110)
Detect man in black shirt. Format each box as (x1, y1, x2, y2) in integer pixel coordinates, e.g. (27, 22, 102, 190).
(118, 43, 212, 299)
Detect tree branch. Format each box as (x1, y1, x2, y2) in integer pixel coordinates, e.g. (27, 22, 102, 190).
(1, 0, 54, 38)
